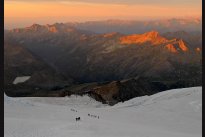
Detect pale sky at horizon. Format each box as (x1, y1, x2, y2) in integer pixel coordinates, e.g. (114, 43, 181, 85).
(5, 0, 202, 29)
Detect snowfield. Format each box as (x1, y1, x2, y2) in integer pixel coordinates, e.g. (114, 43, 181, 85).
(13, 76, 31, 85)
(4, 87, 202, 137)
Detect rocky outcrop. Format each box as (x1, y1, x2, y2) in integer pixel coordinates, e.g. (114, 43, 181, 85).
(85, 78, 166, 105)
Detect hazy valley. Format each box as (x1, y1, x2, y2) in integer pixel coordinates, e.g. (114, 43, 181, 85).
(4, 18, 202, 105)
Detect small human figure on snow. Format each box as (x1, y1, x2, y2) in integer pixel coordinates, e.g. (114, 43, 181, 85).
(76, 117, 80, 121)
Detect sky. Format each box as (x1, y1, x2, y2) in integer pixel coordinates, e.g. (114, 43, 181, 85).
(5, 0, 202, 29)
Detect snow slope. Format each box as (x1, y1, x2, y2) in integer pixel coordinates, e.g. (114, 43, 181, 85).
(4, 87, 202, 137)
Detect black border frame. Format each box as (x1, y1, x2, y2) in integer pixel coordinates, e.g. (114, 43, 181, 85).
(0, 0, 4, 136)
(202, 0, 204, 136)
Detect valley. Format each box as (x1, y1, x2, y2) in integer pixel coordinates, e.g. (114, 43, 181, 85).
(4, 19, 202, 104)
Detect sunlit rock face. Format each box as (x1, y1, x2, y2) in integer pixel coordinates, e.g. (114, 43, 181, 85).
(119, 31, 189, 53)
(165, 44, 177, 53)
(120, 31, 167, 45)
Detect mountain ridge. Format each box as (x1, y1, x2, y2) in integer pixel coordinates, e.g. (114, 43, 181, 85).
(8, 24, 193, 54)
(4, 23, 202, 104)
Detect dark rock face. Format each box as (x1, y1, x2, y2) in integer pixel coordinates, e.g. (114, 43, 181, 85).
(90, 81, 121, 105)
(118, 78, 159, 102)
(77, 78, 171, 105)
(4, 42, 72, 97)
(84, 76, 201, 105)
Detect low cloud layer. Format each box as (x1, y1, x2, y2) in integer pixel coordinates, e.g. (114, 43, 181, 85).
(5, 0, 201, 6)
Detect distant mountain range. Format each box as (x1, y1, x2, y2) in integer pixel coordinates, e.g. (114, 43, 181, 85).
(4, 21, 202, 104)
(64, 18, 202, 34)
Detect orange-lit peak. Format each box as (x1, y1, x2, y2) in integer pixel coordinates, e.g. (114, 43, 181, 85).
(165, 39, 189, 53)
(165, 44, 177, 53)
(27, 24, 42, 30)
(10, 24, 44, 33)
(119, 30, 189, 54)
(11, 23, 77, 33)
(178, 39, 188, 51)
(143, 30, 159, 39)
(45, 25, 58, 33)
(120, 31, 167, 45)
